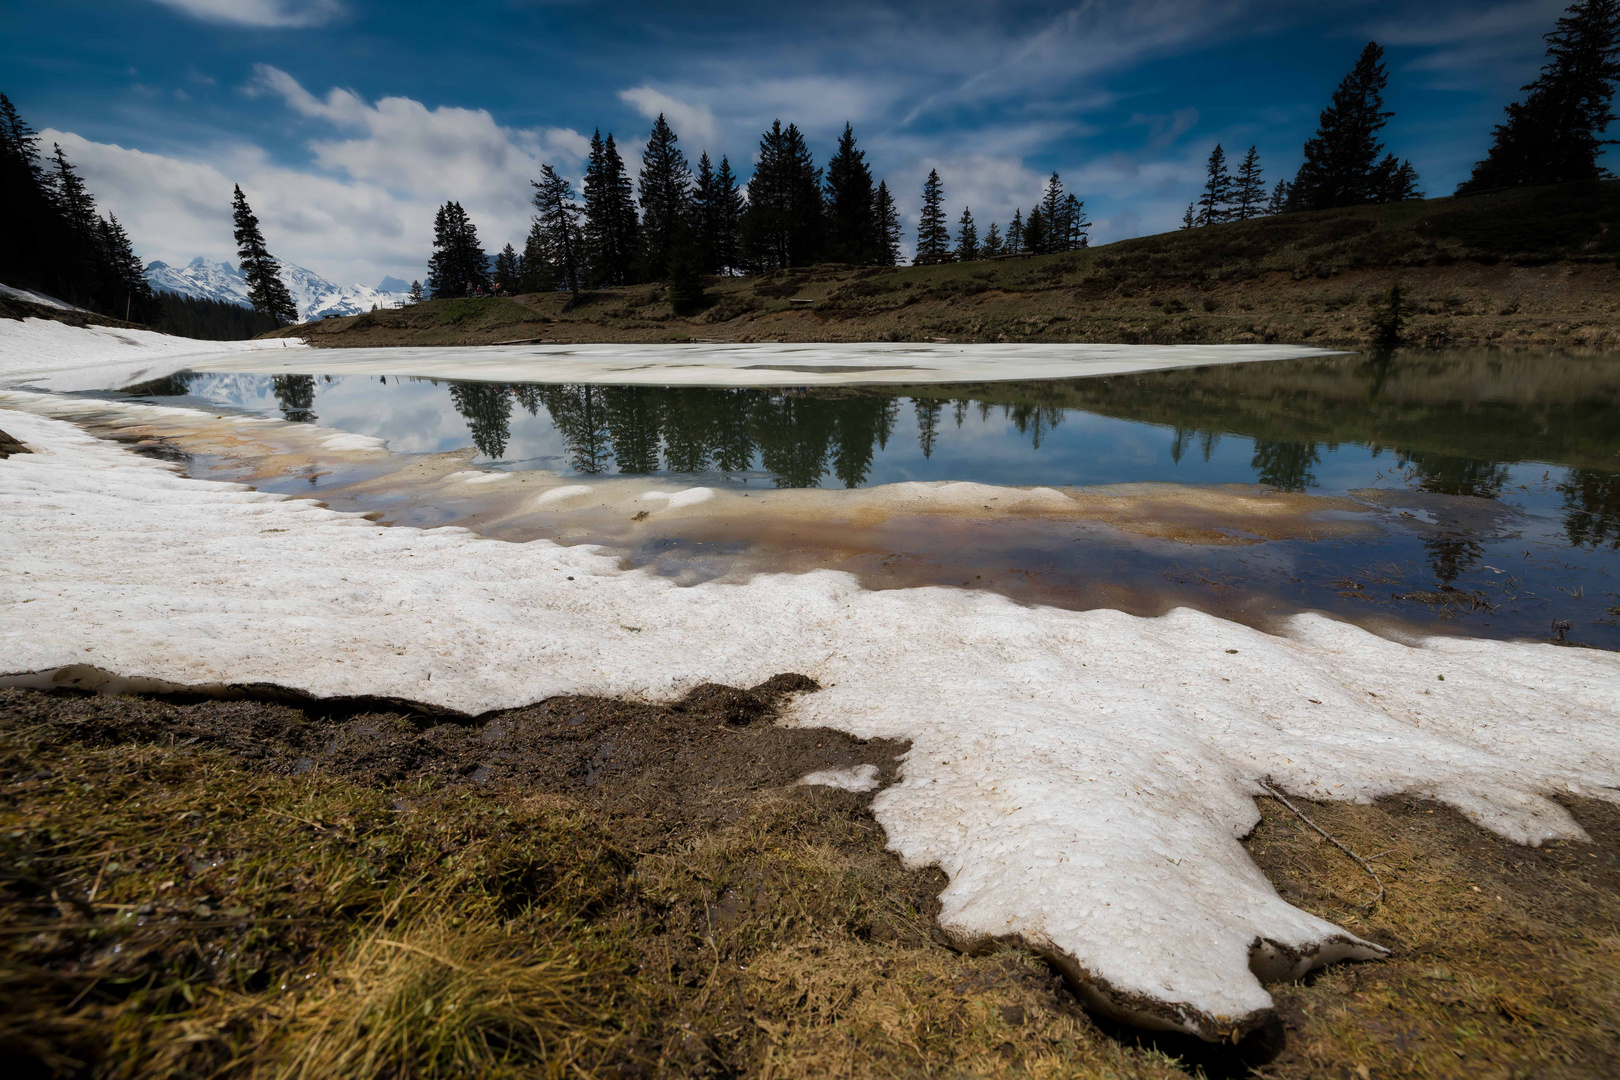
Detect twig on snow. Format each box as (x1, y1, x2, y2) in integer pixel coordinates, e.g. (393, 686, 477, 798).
(1258, 779, 1385, 911)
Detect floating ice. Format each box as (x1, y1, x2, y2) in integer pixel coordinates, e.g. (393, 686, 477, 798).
(3, 407, 1618, 1040)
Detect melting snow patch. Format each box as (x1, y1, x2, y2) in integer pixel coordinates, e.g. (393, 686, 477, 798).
(535, 484, 594, 506)
(2, 406, 1618, 1039)
(799, 764, 882, 792)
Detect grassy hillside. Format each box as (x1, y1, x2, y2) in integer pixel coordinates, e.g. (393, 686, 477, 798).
(275, 182, 1620, 350)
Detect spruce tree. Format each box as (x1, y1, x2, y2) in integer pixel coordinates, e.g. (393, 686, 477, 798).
(1008, 208, 1024, 252)
(693, 152, 721, 274)
(981, 221, 1003, 258)
(1022, 205, 1047, 255)
(532, 164, 584, 303)
(1040, 173, 1067, 251)
(713, 156, 745, 274)
(493, 243, 520, 293)
(1383, 158, 1424, 200)
(425, 201, 490, 300)
(408, 280, 424, 303)
(1231, 146, 1266, 219)
(740, 121, 822, 271)
(231, 185, 298, 322)
(1182, 203, 1196, 229)
(0, 93, 62, 294)
(1459, 0, 1620, 193)
(96, 214, 160, 323)
(1060, 193, 1090, 249)
(1197, 144, 1233, 225)
(955, 207, 978, 260)
(584, 130, 640, 285)
(1266, 180, 1290, 215)
(872, 180, 902, 266)
(824, 123, 878, 263)
(637, 115, 692, 281)
(915, 169, 949, 258)
(1289, 42, 1396, 211)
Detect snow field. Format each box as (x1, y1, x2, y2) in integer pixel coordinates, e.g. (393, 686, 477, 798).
(2, 407, 1618, 1038)
(0, 316, 306, 393)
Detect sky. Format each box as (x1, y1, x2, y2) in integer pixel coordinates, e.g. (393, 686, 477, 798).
(2, 0, 1581, 288)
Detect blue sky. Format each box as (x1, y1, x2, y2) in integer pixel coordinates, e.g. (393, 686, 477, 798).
(4, 0, 1577, 287)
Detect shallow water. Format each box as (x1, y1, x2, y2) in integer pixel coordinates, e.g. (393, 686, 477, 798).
(102, 348, 1620, 649)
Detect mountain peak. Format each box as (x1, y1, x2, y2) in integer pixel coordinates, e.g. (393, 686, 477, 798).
(146, 255, 408, 322)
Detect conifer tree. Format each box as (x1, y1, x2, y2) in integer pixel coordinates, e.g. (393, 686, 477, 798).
(1197, 144, 1233, 225)
(824, 123, 878, 263)
(532, 165, 584, 303)
(1022, 205, 1047, 254)
(741, 121, 822, 271)
(872, 180, 902, 266)
(1182, 202, 1197, 229)
(915, 169, 949, 258)
(424, 201, 490, 300)
(981, 221, 1004, 258)
(955, 207, 978, 260)
(637, 115, 692, 281)
(1381, 158, 1424, 200)
(1459, 0, 1620, 193)
(493, 243, 520, 293)
(583, 130, 641, 286)
(408, 280, 424, 303)
(96, 214, 160, 322)
(1060, 193, 1090, 249)
(1007, 208, 1024, 252)
(1231, 146, 1266, 219)
(701, 155, 745, 275)
(1266, 180, 1290, 215)
(1288, 42, 1396, 211)
(0, 93, 61, 293)
(1040, 173, 1067, 252)
(231, 185, 298, 322)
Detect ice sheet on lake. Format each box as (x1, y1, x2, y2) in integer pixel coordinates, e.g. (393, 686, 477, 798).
(0, 317, 307, 393)
(3, 407, 1618, 1039)
(190, 340, 1344, 387)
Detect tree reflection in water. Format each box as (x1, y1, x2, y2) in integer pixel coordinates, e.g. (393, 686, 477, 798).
(1560, 469, 1620, 550)
(271, 375, 316, 424)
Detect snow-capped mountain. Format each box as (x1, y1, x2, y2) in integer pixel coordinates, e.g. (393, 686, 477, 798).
(145, 257, 410, 323)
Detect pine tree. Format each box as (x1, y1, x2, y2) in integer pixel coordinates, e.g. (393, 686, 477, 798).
(0, 93, 61, 294)
(1383, 158, 1424, 200)
(1197, 144, 1233, 225)
(1459, 0, 1620, 193)
(48, 144, 104, 302)
(493, 242, 520, 293)
(1060, 193, 1090, 249)
(872, 180, 902, 266)
(424, 201, 490, 300)
(711, 156, 745, 274)
(981, 221, 1004, 258)
(824, 123, 878, 263)
(741, 121, 823, 271)
(1267, 180, 1290, 215)
(1289, 42, 1396, 211)
(637, 115, 692, 281)
(1007, 208, 1024, 252)
(915, 169, 948, 258)
(408, 280, 423, 303)
(1182, 202, 1197, 229)
(532, 164, 584, 303)
(584, 130, 641, 286)
(955, 207, 978, 260)
(231, 185, 297, 322)
(1231, 146, 1266, 219)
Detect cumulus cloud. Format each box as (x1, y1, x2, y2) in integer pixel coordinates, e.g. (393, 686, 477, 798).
(44, 69, 589, 287)
(618, 87, 720, 152)
(149, 0, 346, 28)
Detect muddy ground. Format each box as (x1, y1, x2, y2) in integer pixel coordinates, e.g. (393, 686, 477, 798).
(2, 684, 1618, 1078)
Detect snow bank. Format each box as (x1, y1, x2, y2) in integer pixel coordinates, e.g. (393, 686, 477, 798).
(0, 316, 306, 393)
(3, 407, 1618, 1038)
(192, 340, 1343, 387)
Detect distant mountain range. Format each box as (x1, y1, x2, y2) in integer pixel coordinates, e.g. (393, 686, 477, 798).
(144, 257, 410, 323)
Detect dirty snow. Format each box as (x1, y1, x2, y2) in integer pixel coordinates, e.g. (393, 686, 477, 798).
(4, 407, 1618, 1036)
(800, 764, 883, 792)
(192, 340, 1342, 387)
(0, 316, 306, 393)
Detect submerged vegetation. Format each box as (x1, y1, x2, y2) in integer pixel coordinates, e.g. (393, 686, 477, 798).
(3, 685, 1618, 1078)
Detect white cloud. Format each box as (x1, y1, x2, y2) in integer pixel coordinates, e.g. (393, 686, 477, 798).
(41, 69, 589, 288)
(617, 87, 720, 152)
(149, 0, 346, 28)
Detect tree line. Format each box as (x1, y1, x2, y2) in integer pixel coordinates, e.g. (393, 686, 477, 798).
(0, 93, 161, 322)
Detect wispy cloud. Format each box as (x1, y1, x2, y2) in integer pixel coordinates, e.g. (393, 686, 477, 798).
(618, 87, 720, 152)
(148, 0, 347, 29)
